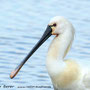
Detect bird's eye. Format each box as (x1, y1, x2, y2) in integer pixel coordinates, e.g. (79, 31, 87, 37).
(53, 23, 57, 27)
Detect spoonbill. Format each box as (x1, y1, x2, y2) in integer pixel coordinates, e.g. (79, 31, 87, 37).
(10, 16, 90, 90)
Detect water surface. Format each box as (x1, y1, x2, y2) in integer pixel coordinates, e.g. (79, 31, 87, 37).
(0, 0, 90, 90)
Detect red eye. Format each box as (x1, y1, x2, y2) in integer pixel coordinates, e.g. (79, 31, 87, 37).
(53, 23, 56, 27)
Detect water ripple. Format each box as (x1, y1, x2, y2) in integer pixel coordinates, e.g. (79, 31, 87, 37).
(0, 0, 90, 90)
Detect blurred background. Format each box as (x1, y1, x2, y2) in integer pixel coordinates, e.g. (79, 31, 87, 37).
(0, 0, 90, 90)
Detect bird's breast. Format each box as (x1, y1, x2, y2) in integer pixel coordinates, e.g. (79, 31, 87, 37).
(47, 59, 81, 89)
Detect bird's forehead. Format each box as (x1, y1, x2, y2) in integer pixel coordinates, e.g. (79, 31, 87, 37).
(49, 16, 65, 25)
(49, 19, 59, 26)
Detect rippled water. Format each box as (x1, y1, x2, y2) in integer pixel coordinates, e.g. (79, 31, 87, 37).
(0, 0, 90, 90)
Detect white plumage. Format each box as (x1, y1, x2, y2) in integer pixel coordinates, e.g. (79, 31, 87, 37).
(10, 16, 90, 90)
(46, 16, 90, 90)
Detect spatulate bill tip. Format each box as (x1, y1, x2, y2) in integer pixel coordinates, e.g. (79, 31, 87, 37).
(10, 69, 19, 79)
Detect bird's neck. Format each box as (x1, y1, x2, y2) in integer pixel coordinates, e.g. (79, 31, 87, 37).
(47, 30, 74, 61)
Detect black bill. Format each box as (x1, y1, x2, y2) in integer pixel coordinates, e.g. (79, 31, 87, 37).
(10, 25, 52, 79)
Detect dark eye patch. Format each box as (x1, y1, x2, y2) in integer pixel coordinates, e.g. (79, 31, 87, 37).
(53, 23, 56, 27)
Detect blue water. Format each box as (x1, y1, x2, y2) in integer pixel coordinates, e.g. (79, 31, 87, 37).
(0, 0, 90, 90)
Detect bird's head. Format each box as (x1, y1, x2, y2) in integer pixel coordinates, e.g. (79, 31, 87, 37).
(48, 16, 74, 36)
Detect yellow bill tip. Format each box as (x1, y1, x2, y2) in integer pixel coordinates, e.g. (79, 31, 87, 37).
(10, 69, 19, 79)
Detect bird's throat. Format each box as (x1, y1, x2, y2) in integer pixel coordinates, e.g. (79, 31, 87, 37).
(47, 32, 73, 60)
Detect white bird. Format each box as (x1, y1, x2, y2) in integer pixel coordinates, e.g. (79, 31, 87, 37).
(10, 16, 90, 90)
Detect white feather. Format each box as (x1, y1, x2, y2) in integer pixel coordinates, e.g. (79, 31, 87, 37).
(46, 16, 90, 90)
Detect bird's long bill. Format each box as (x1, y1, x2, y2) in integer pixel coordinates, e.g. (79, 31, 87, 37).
(10, 25, 52, 79)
